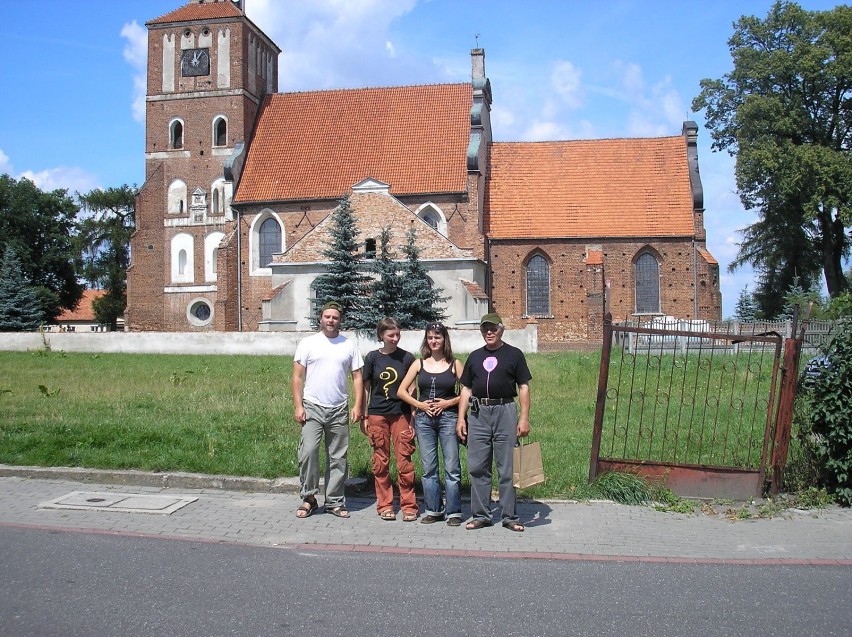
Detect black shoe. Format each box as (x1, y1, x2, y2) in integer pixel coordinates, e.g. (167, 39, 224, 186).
(446, 517, 462, 527)
(420, 514, 446, 524)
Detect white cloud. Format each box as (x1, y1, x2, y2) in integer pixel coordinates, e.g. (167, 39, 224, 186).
(551, 60, 583, 110)
(248, 0, 420, 89)
(19, 166, 100, 195)
(2, 147, 98, 193)
(120, 20, 147, 123)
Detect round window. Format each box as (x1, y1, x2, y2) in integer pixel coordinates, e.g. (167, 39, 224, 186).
(187, 299, 214, 327)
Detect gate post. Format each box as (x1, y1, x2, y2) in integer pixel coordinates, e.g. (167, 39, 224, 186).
(769, 305, 810, 494)
(589, 313, 613, 482)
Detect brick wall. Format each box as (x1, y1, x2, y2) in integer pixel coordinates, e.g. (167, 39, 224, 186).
(489, 237, 721, 342)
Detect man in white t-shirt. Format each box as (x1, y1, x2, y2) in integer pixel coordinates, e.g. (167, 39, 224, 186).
(292, 301, 364, 519)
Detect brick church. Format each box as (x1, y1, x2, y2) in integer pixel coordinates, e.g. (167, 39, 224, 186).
(127, 0, 722, 343)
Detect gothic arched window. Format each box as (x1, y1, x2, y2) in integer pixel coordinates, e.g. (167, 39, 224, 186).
(635, 251, 661, 313)
(525, 253, 550, 316)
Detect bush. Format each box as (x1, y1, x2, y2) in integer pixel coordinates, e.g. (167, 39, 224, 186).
(799, 319, 852, 506)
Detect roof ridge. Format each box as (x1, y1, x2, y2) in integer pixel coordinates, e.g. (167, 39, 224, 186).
(492, 135, 684, 146)
(272, 82, 471, 98)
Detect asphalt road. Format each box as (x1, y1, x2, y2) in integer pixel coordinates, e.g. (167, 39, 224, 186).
(1, 526, 850, 637)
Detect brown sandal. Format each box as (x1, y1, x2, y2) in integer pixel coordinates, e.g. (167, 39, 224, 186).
(379, 509, 396, 521)
(402, 512, 418, 522)
(465, 519, 492, 530)
(295, 498, 318, 519)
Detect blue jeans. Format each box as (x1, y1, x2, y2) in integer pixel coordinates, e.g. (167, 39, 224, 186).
(414, 410, 462, 518)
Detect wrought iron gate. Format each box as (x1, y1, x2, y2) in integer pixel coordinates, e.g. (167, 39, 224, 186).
(588, 314, 802, 499)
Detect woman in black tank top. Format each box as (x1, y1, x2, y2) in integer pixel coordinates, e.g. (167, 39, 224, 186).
(399, 322, 464, 525)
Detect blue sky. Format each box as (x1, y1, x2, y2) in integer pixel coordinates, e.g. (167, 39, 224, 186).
(0, 0, 839, 317)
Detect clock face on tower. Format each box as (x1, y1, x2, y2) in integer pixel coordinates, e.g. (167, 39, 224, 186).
(181, 48, 210, 77)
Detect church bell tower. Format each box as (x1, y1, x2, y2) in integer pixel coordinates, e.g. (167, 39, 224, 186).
(127, 0, 279, 331)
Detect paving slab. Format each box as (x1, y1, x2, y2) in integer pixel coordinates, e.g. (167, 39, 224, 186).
(1, 469, 850, 564)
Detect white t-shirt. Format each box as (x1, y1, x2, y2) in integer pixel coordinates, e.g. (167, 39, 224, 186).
(294, 332, 364, 408)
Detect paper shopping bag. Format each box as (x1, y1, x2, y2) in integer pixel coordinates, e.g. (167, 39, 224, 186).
(513, 440, 545, 488)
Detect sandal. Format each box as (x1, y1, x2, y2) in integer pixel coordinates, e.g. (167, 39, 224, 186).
(402, 512, 418, 522)
(379, 509, 396, 521)
(502, 520, 525, 532)
(465, 519, 492, 531)
(327, 505, 350, 519)
(295, 498, 318, 519)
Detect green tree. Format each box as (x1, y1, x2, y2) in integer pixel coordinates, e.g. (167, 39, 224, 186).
(75, 185, 137, 330)
(779, 274, 821, 319)
(395, 226, 448, 329)
(733, 285, 760, 321)
(0, 174, 83, 322)
(0, 247, 43, 331)
(310, 196, 371, 330)
(367, 227, 406, 326)
(693, 2, 852, 314)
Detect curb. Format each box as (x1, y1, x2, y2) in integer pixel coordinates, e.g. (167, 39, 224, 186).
(0, 464, 305, 493)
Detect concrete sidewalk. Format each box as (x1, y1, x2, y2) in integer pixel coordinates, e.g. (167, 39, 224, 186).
(1, 466, 850, 564)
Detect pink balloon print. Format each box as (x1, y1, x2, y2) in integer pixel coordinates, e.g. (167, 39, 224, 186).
(483, 356, 498, 372)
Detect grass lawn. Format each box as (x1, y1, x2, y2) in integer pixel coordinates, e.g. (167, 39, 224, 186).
(0, 350, 603, 499)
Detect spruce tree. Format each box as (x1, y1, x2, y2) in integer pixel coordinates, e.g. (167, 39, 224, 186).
(779, 274, 819, 320)
(395, 226, 448, 329)
(310, 196, 371, 330)
(367, 227, 405, 326)
(0, 247, 44, 331)
(733, 285, 759, 322)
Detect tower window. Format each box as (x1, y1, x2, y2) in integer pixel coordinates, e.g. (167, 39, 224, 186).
(170, 119, 184, 150)
(365, 238, 376, 259)
(213, 117, 227, 147)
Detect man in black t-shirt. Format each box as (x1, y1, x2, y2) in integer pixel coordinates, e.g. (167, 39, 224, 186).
(457, 313, 531, 532)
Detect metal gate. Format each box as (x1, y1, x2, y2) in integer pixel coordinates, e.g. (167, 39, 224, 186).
(588, 314, 802, 499)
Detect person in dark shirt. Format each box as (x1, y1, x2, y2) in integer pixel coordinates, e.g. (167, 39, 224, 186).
(398, 322, 464, 526)
(362, 317, 417, 521)
(457, 313, 531, 532)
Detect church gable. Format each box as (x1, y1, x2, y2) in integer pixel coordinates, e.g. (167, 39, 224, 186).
(279, 191, 472, 264)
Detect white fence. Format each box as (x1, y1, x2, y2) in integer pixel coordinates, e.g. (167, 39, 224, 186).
(0, 324, 538, 357)
(616, 317, 836, 355)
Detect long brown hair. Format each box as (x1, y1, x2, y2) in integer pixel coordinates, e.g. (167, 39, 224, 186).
(420, 322, 454, 362)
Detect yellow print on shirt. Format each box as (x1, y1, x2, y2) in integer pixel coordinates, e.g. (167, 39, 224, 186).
(379, 366, 398, 398)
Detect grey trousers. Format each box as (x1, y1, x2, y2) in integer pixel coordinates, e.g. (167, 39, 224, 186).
(466, 402, 519, 523)
(298, 400, 349, 507)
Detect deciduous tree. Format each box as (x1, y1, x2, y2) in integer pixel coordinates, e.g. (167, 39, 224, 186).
(693, 1, 852, 316)
(75, 185, 137, 330)
(0, 174, 82, 322)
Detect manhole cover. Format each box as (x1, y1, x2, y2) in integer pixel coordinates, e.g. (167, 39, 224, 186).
(39, 491, 198, 515)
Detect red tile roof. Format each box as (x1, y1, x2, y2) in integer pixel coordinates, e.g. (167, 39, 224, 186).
(486, 137, 696, 239)
(234, 84, 472, 203)
(57, 290, 104, 322)
(697, 247, 718, 265)
(147, 1, 242, 25)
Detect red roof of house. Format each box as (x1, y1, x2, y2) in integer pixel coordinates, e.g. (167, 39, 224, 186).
(147, 1, 242, 25)
(57, 290, 104, 322)
(486, 137, 696, 239)
(234, 83, 473, 203)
